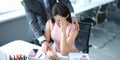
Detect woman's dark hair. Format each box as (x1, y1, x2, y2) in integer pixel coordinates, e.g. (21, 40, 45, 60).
(51, 2, 72, 24)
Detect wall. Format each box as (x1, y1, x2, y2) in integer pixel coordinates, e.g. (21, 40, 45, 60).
(0, 16, 32, 46)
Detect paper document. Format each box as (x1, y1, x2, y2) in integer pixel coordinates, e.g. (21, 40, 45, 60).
(69, 52, 90, 60)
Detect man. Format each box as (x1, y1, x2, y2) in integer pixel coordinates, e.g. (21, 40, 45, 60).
(23, 0, 79, 53)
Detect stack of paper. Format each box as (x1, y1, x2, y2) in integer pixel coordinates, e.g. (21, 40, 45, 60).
(69, 52, 90, 60)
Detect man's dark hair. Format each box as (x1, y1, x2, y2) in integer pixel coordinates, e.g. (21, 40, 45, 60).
(51, 2, 72, 24)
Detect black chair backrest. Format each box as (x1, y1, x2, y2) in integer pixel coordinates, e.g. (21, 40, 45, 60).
(75, 22, 91, 53)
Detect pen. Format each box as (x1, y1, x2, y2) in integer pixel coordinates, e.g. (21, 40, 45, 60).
(38, 54, 42, 58)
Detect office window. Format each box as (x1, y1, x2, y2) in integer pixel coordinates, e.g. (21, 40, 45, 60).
(0, 0, 23, 15)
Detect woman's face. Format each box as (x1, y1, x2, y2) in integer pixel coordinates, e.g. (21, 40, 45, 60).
(53, 15, 67, 27)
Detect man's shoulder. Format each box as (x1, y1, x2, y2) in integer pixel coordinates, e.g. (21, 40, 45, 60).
(23, 0, 29, 2)
(23, 0, 33, 1)
(23, 0, 36, 3)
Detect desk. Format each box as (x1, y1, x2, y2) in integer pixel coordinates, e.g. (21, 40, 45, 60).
(0, 40, 90, 60)
(0, 40, 68, 60)
(71, 0, 115, 14)
(0, 40, 42, 55)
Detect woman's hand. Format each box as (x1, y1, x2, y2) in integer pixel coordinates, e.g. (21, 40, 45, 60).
(42, 41, 51, 54)
(60, 18, 68, 33)
(46, 50, 58, 60)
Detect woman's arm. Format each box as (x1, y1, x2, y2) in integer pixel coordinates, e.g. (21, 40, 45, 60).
(60, 24, 79, 55)
(44, 20, 51, 43)
(41, 20, 51, 53)
(44, 20, 58, 59)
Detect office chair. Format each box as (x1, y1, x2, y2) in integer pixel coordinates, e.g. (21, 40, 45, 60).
(75, 22, 92, 53)
(116, 0, 120, 9)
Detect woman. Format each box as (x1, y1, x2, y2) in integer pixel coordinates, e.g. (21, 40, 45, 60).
(44, 2, 79, 59)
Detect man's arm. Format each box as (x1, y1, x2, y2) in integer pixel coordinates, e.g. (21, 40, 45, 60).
(23, 0, 46, 43)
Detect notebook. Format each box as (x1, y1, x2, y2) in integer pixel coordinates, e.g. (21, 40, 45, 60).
(68, 52, 90, 60)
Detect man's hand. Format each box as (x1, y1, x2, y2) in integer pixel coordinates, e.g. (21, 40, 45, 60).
(41, 41, 51, 54)
(72, 17, 80, 31)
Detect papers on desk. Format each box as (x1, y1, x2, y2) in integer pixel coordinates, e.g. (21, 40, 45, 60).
(69, 52, 90, 60)
(56, 53, 68, 60)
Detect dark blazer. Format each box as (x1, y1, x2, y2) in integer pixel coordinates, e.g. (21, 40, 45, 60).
(23, 0, 74, 40)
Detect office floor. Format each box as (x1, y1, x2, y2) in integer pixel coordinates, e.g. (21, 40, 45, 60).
(89, 20, 120, 60)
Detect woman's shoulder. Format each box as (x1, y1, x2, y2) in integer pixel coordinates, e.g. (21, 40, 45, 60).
(46, 19, 54, 30)
(46, 19, 52, 25)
